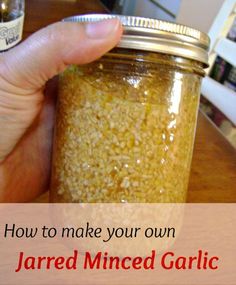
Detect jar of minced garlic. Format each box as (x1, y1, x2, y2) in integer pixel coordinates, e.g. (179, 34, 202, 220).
(50, 14, 209, 203)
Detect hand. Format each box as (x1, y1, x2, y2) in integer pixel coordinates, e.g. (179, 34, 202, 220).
(0, 19, 123, 202)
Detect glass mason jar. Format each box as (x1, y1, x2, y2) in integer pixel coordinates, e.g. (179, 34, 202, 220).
(0, 0, 25, 51)
(50, 15, 209, 203)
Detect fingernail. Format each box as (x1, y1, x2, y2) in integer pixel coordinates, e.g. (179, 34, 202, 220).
(86, 19, 121, 39)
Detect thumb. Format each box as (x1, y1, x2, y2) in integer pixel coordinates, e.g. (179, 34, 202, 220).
(0, 19, 123, 90)
(0, 19, 123, 162)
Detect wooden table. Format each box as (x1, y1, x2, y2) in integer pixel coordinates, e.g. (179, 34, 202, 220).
(25, 0, 236, 203)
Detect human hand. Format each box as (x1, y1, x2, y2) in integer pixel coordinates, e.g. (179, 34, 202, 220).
(0, 19, 123, 202)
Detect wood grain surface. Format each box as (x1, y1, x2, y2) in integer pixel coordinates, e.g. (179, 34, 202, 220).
(24, 0, 236, 203)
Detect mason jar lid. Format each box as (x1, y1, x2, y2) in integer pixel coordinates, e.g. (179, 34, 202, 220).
(64, 14, 210, 66)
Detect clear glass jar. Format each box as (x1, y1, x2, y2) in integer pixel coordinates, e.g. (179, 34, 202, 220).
(0, 0, 25, 51)
(50, 15, 209, 203)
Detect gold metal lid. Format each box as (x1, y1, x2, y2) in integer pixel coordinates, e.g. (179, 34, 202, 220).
(64, 14, 210, 66)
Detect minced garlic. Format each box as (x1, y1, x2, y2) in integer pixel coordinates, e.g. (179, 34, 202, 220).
(51, 52, 202, 203)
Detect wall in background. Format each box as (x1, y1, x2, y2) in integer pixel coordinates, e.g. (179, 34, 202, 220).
(177, 0, 225, 32)
(133, 0, 181, 21)
(115, 0, 181, 22)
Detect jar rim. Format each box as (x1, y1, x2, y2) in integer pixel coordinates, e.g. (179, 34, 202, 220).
(63, 14, 210, 67)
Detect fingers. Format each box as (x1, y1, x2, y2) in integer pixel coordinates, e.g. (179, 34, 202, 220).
(0, 19, 123, 163)
(0, 19, 123, 91)
(0, 85, 56, 202)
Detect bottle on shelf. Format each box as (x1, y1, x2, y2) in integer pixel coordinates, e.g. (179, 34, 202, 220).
(0, 0, 25, 52)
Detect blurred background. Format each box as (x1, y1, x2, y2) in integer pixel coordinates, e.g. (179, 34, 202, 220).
(101, 0, 236, 148)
